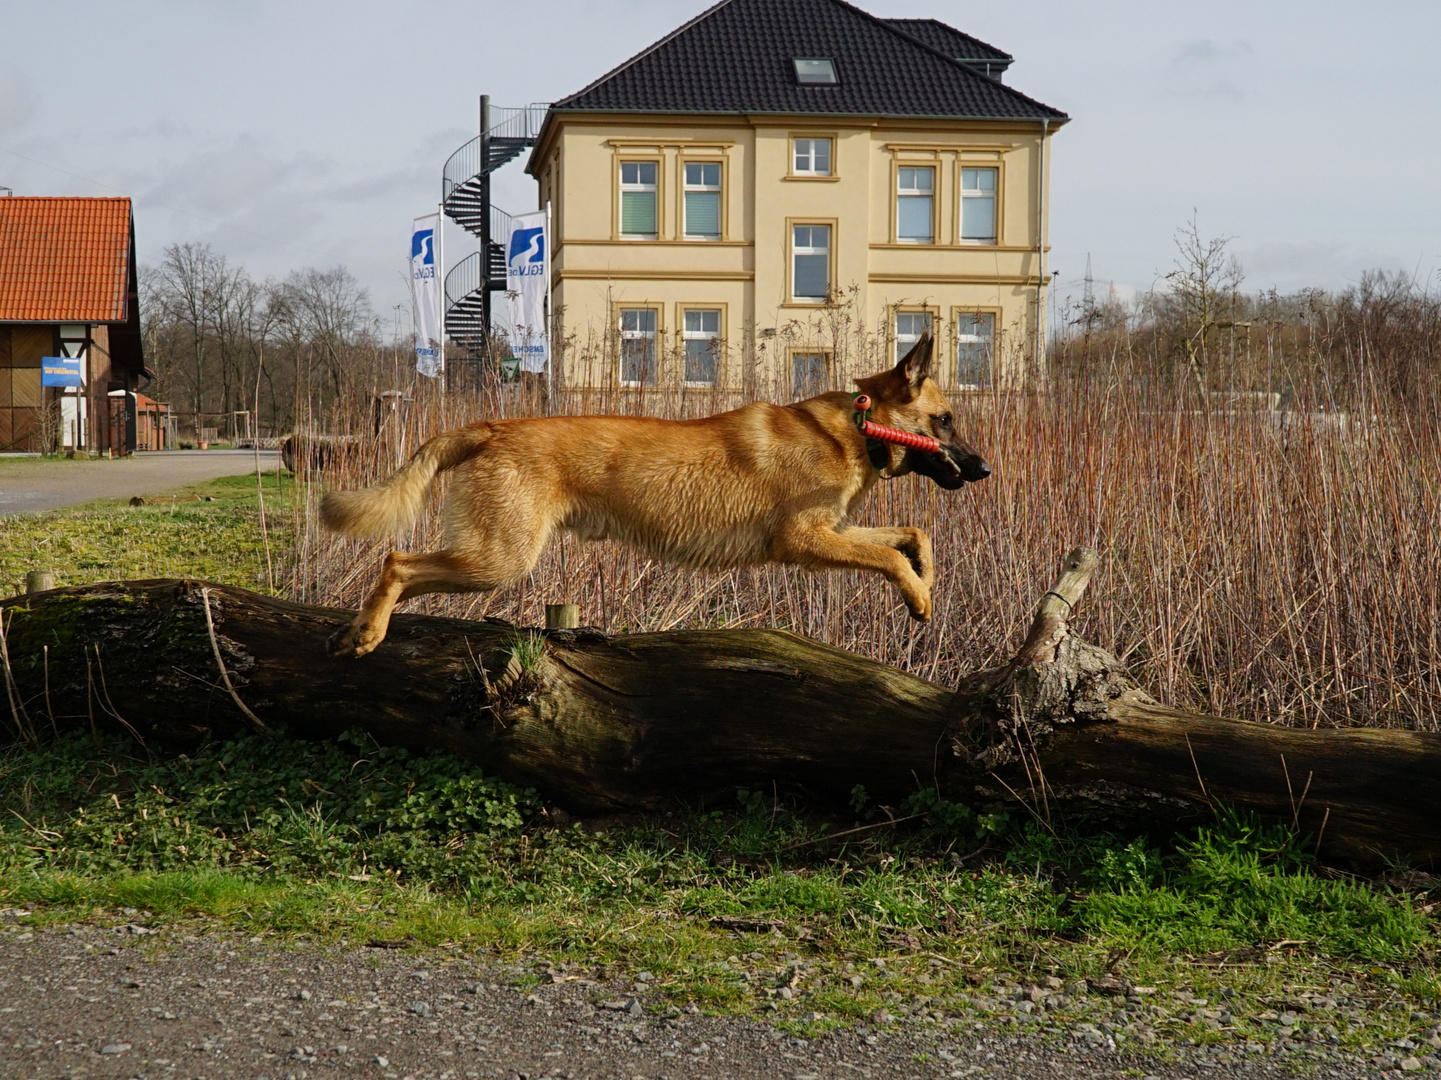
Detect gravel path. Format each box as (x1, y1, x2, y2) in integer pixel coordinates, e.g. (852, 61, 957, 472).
(0, 450, 280, 513)
(0, 923, 1406, 1080)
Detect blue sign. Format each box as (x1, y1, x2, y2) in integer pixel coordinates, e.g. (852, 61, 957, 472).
(41, 356, 83, 388)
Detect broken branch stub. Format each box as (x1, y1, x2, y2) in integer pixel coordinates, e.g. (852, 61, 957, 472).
(943, 546, 1148, 776)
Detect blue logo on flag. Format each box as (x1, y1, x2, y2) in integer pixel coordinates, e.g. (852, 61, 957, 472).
(508, 226, 544, 269)
(411, 229, 435, 264)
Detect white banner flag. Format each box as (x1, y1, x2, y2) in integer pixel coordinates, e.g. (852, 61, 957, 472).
(505, 210, 548, 374)
(411, 214, 443, 378)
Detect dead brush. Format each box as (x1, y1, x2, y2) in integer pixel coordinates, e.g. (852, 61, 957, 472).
(284, 299, 1441, 732)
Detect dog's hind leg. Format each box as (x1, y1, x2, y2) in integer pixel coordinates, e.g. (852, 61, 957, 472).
(330, 549, 516, 658)
(774, 521, 933, 621)
(841, 526, 934, 587)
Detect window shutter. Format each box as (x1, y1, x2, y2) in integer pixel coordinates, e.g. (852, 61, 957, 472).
(685, 191, 720, 238)
(621, 191, 656, 236)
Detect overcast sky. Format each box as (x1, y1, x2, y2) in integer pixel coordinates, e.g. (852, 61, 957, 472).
(3, 0, 1438, 326)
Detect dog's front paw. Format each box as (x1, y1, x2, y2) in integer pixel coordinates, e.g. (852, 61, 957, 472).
(905, 592, 933, 622)
(328, 621, 384, 658)
(896, 531, 935, 588)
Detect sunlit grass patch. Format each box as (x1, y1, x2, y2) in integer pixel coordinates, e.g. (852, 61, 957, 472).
(0, 469, 296, 597)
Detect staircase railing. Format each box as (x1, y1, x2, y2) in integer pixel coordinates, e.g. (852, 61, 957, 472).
(489, 204, 514, 247)
(441, 104, 549, 202)
(444, 252, 481, 311)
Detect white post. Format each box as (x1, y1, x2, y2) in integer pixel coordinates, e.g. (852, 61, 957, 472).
(545, 198, 555, 410)
(437, 202, 447, 390)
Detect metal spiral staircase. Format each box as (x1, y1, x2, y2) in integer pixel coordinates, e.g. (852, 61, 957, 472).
(441, 97, 549, 355)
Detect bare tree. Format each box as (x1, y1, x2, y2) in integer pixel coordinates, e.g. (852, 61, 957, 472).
(273, 266, 374, 402)
(145, 242, 230, 442)
(1159, 213, 1244, 385)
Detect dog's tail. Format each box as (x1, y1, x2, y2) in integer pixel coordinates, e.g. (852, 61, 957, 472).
(319, 424, 492, 538)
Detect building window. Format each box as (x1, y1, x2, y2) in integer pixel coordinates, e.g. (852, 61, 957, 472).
(960, 167, 998, 244)
(619, 161, 658, 239)
(792, 353, 828, 398)
(791, 224, 831, 302)
(895, 311, 933, 363)
(896, 166, 934, 244)
(956, 312, 995, 388)
(682, 309, 720, 385)
(793, 138, 832, 176)
(619, 308, 658, 384)
(793, 58, 837, 85)
(683, 162, 722, 240)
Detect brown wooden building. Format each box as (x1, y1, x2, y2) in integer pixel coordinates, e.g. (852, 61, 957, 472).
(0, 196, 150, 453)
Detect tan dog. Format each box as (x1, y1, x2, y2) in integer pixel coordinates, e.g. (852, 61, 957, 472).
(322, 334, 989, 657)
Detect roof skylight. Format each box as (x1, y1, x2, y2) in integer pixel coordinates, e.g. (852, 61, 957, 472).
(793, 58, 838, 85)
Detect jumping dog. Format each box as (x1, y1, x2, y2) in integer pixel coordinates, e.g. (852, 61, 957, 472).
(322, 333, 989, 657)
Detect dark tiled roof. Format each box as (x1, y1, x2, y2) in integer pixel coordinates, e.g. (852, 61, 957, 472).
(551, 0, 1065, 122)
(882, 18, 1011, 64)
(0, 197, 133, 322)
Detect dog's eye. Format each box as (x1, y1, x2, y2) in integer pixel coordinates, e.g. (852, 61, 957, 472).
(937, 413, 952, 429)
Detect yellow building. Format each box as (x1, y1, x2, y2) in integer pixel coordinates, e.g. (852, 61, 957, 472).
(521, 0, 1067, 393)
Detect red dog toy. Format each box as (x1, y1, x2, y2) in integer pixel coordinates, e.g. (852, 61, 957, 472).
(851, 394, 941, 453)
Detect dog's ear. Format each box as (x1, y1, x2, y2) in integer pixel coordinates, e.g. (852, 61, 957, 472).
(856, 332, 936, 403)
(892, 332, 934, 398)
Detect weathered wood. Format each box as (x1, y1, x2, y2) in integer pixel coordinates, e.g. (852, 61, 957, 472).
(2, 576, 1439, 866)
(1013, 547, 1098, 665)
(25, 571, 55, 595)
(544, 604, 580, 630)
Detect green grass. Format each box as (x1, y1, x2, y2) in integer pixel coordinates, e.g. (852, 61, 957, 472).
(0, 470, 295, 598)
(4, 470, 1440, 1051)
(2, 731, 1438, 1048)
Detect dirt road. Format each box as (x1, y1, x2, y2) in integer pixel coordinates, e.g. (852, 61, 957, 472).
(0, 926, 1382, 1080)
(0, 450, 280, 513)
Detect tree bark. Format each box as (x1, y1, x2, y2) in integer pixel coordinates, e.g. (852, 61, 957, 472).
(2, 567, 1438, 866)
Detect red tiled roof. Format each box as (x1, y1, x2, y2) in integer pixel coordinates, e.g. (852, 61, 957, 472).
(0, 197, 133, 323)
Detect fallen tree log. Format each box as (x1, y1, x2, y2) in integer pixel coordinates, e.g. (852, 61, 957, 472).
(2, 556, 1438, 866)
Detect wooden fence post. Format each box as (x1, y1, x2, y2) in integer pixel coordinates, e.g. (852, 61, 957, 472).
(545, 603, 580, 630)
(25, 571, 56, 595)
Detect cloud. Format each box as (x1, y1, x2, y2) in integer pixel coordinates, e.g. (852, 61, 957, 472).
(1172, 38, 1253, 66)
(1165, 37, 1253, 100)
(1237, 239, 1419, 292)
(141, 138, 330, 219)
(0, 66, 37, 133)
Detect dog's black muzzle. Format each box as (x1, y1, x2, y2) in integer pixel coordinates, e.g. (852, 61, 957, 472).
(907, 444, 991, 490)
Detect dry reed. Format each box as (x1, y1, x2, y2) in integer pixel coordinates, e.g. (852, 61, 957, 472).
(283, 297, 1441, 733)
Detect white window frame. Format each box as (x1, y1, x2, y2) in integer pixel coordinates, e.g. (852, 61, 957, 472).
(682, 161, 722, 240)
(618, 307, 659, 385)
(619, 161, 658, 240)
(791, 224, 832, 303)
(682, 308, 721, 386)
(793, 137, 832, 176)
(894, 311, 933, 363)
(960, 166, 998, 245)
(955, 311, 996, 389)
(896, 166, 935, 244)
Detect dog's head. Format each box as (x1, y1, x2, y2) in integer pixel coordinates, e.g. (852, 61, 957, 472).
(853, 332, 991, 489)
